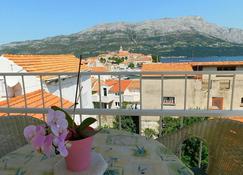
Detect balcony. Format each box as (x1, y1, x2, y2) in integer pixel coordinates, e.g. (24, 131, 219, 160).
(0, 70, 243, 175)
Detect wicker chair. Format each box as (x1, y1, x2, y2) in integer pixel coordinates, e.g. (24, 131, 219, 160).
(0, 116, 43, 158)
(157, 118, 243, 175)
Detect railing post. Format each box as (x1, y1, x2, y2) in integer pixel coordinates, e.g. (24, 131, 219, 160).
(39, 76, 45, 121)
(159, 74, 164, 136)
(58, 75, 63, 108)
(118, 75, 122, 130)
(21, 75, 27, 116)
(230, 74, 236, 110)
(184, 75, 187, 110)
(3, 76, 10, 116)
(139, 72, 142, 135)
(207, 74, 211, 110)
(98, 75, 102, 127)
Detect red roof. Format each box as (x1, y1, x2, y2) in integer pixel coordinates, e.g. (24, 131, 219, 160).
(191, 61, 243, 66)
(142, 63, 193, 72)
(0, 90, 73, 120)
(2, 54, 89, 80)
(106, 80, 131, 93)
(91, 66, 108, 72)
(127, 80, 140, 90)
(91, 79, 106, 92)
(228, 117, 243, 123)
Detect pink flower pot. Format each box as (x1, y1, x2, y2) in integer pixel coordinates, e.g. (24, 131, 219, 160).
(65, 136, 93, 172)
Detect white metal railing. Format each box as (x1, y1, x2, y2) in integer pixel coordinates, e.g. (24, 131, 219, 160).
(0, 71, 243, 134)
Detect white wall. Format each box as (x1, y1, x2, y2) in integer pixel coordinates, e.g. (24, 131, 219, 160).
(46, 75, 96, 127)
(124, 88, 140, 103)
(0, 56, 43, 100)
(46, 76, 94, 109)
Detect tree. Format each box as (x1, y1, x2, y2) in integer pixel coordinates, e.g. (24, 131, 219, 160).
(181, 137, 208, 171)
(128, 63, 135, 69)
(161, 116, 207, 135)
(143, 128, 158, 138)
(161, 116, 208, 172)
(99, 57, 106, 63)
(113, 116, 137, 133)
(152, 55, 159, 63)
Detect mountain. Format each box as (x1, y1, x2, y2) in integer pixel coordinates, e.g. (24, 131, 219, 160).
(1, 16, 243, 57)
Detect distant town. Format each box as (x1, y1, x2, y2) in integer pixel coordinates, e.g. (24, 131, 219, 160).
(0, 47, 243, 132)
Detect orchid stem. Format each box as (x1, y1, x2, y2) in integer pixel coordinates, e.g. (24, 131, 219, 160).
(73, 55, 82, 127)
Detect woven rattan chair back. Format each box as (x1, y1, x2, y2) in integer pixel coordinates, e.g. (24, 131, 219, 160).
(0, 116, 43, 158)
(157, 118, 243, 175)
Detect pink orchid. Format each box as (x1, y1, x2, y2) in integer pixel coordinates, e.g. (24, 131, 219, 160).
(47, 109, 68, 136)
(23, 107, 97, 158)
(57, 142, 68, 157)
(23, 125, 37, 142)
(42, 134, 53, 157)
(53, 130, 68, 157)
(24, 125, 53, 156)
(29, 126, 45, 149)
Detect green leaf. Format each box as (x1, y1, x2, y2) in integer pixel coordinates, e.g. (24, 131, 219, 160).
(79, 128, 102, 138)
(76, 117, 97, 132)
(51, 106, 77, 128)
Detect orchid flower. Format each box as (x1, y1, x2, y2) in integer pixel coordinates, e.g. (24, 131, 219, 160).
(24, 106, 98, 158)
(47, 109, 68, 137)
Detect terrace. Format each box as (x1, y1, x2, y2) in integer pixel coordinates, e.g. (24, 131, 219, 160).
(0, 70, 243, 175)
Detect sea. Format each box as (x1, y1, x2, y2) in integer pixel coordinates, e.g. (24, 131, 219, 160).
(160, 56, 243, 63)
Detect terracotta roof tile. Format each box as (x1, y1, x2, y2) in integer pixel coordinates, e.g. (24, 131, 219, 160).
(0, 90, 73, 120)
(228, 117, 243, 123)
(141, 63, 193, 77)
(191, 61, 243, 66)
(127, 80, 140, 90)
(142, 63, 193, 72)
(91, 66, 108, 72)
(92, 79, 106, 92)
(106, 80, 131, 93)
(2, 54, 89, 80)
(117, 51, 129, 57)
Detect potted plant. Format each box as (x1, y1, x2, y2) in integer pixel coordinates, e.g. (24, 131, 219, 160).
(24, 106, 100, 172)
(24, 55, 100, 172)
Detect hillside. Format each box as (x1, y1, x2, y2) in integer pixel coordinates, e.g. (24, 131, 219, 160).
(1, 16, 243, 57)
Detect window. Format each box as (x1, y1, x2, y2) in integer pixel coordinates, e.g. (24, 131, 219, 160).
(219, 80, 230, 90)
(212, 97, 224, 110)
(102, 103, 109, 109)
(217, 66, 236, 71)
(103, 88, 107, 96)
(192, 66, 203, 71)
(115, 102, 120, 107)
(163, 97, 176, 105)
(241, 98, 243, 104)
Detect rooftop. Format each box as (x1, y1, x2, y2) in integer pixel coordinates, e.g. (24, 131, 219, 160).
(191, 61, 243, 66)
(92, 79, 133, 93)
(127, 80, 140, 90)
(90, 66, 108, 72)
(0, 89, 73, 119)
(2, 54, 89, 80)
(142, 63, 193, 72)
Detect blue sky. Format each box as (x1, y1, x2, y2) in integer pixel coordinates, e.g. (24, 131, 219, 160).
(0, 0, 243, 44)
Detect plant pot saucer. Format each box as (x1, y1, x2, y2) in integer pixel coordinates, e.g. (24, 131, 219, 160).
(54, 151, 108, 175)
